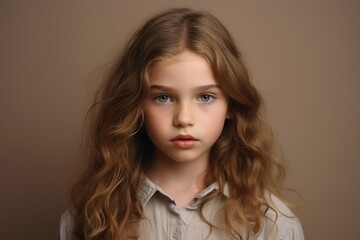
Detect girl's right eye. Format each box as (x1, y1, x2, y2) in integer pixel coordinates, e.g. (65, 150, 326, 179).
(153, 95, 172, 103)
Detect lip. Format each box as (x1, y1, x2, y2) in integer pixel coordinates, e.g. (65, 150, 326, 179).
(170, 134, 199, 148)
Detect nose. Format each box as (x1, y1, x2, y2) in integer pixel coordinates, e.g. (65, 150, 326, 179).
(173, 102, 195, 128)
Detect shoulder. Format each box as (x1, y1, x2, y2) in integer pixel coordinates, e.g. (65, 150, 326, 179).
(260, 195, 304, 240)
(59, 209, 78, 240)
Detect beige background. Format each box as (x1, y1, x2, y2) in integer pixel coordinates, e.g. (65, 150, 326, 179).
(1, 1, 359, 239)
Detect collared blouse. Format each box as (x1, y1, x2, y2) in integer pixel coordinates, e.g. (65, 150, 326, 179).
(60, 177, 304, 240)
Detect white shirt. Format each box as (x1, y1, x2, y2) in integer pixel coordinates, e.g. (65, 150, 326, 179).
(60, 178, 304, 240)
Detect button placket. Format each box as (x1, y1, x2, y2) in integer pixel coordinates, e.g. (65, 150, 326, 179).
(168, 202, 182, 240)
(171, 226, 181, 240)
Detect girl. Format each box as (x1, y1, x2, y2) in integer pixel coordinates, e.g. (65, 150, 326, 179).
(60, 8, 304, 240)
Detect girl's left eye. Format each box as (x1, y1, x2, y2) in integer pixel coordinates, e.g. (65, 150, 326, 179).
(197, 94, 214, 102)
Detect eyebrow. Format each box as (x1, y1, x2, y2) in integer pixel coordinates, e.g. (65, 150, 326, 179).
(150, 84, 220, 92)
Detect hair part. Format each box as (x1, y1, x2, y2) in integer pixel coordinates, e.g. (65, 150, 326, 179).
(70, 8, 286, 240)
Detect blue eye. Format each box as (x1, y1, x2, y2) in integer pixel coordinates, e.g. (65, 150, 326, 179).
(197, 94, 214, 102)
(154, 95, 172, 103)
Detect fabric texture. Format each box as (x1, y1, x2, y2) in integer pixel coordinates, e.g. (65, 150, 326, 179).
(60, 177, 304, 240)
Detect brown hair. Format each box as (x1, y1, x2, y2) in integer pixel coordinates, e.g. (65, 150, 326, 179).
(70, 8, 286, 239)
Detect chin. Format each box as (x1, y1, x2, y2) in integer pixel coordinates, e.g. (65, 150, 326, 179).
(167, 153, 206, 164)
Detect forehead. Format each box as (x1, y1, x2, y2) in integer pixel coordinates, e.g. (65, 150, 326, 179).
(148, 51, 216, 86)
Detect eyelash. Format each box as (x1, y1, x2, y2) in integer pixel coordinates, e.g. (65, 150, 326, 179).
(197, 94, 215, 102)
(153, 95, 172, 103)
(152, 93, 215, 103)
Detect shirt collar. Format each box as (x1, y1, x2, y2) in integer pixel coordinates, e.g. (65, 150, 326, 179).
(138, 175, 231, 207)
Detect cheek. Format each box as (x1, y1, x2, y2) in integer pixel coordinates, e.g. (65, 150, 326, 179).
(143, 109, 167, 138)
(201, 103, 228, 122)
(207, 117, 226, 136)
(144, 111, 157, 130)
(200, 107, 227, 137)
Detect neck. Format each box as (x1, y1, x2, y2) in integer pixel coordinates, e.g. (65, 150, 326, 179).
(145, 150, 209, 206)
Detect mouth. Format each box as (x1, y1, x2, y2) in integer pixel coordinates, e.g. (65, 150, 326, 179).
(171, 134, 198, 141)
(170, 134, 199, 148)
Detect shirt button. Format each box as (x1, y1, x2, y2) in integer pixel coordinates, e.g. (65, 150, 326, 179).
(172, 232, 177, 238)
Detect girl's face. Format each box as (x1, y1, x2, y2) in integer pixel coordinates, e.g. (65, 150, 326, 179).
(143, 51, 229, 165)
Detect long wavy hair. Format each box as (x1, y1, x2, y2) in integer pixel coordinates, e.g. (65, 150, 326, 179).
(70, 8, 286, 240)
